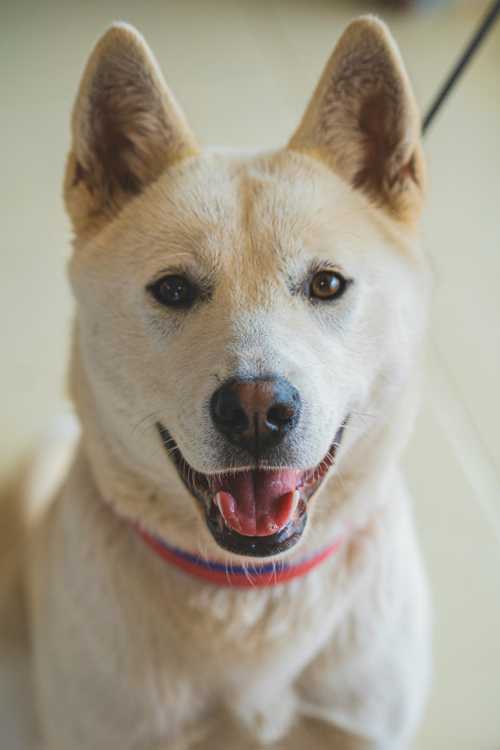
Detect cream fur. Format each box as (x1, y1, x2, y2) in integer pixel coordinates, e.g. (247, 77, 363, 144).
(1, 17, 431, 750)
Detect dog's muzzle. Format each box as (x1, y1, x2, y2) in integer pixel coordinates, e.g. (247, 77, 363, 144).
(156, 407, 348, 558)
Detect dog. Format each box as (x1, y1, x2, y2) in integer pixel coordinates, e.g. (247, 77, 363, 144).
(1, 16, 432, 749)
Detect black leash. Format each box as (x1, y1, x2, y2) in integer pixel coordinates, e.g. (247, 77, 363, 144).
(422, 0, 500, 135)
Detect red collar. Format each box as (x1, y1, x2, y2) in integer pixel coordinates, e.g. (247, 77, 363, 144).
(136, 527, 343, 588)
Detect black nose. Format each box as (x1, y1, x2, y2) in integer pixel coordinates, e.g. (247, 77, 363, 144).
(210, 376, 301, 456)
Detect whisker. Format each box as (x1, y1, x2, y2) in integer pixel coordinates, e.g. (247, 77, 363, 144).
(350, 409, 378, 420)
(131, 410, 159, 437)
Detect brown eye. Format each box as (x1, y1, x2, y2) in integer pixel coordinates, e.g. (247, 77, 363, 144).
(148, 274, 197, 309)
(309, 270, 347, 301)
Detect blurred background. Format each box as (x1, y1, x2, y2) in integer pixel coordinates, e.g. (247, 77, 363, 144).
(2, 0, 499, 747)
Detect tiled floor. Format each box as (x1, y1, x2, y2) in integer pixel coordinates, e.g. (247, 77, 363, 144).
(2, 0, 499, 747)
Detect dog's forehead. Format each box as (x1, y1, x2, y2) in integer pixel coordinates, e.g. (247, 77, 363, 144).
(89, 148, 409, 294)
(137, 150, 363, 270)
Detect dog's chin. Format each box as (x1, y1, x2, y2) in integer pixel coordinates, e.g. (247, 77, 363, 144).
(156, 422, 347, 559)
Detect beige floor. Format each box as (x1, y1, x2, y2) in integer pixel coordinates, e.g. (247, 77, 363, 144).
(2, 0, 500, 747)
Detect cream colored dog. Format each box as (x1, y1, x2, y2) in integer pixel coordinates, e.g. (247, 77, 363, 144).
(1, 16, 432, 750)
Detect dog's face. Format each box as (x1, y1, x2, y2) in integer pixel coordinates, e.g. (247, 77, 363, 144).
(66, 20, 428, 559)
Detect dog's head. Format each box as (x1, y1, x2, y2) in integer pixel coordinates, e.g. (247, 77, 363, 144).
(66, 19, 429, 560)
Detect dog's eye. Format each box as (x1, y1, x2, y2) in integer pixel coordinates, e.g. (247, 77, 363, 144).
(309, 270, 347, 301)
(148, 275, 197, 309)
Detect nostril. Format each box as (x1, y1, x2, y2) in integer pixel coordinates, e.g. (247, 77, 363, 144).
(226, 406, 248, 433)
(212, 389, 249, 433)
(266, 403, 296, 430)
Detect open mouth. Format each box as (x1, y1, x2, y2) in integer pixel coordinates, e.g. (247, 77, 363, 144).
(157, 421, 347, 558)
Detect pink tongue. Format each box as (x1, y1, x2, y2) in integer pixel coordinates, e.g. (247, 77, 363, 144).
(214, 469, 301, 537)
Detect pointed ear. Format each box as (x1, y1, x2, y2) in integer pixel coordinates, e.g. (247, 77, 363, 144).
(64, 23, 198, 236)
(288, 16, 425, 224)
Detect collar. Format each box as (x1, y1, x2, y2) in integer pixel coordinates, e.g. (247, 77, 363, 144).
(136, 527, 344, 588)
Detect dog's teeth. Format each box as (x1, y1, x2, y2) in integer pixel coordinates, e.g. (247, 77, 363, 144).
(214, 492, 223, 513)
(291, 490, 301, 514)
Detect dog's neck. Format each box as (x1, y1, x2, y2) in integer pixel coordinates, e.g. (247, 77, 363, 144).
(134, 525, 345, 588)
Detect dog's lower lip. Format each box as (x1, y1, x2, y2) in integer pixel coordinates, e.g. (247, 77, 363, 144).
(156, 421, 347, 557)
